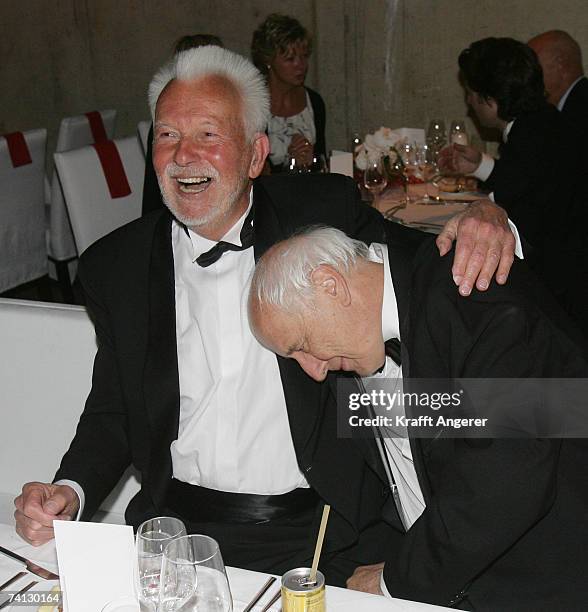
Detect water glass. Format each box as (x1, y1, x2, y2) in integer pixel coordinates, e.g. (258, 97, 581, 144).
(450, 120, 469, 145)
(136, 517, 187, 610)
(363, 156, 388, 202)
(415, 144, 438, 203)
(426, 119, 447, 157)
(159, 535, 232, 612)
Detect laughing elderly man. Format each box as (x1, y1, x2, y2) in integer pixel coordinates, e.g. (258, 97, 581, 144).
(249, 226, 588, 609)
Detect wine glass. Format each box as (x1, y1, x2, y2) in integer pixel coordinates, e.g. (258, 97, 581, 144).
(450, 120, 469, 145)
(415, 143, 438, 204)
(159, 535, 232, 612)
(426, 119, 446, 159)
(398, 142, 419, 204)
(136, 517, 187, 611)
(363, 155, 388, 203)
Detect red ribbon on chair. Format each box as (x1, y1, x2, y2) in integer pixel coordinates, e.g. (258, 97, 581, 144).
(92, 140, 131, 199)
(3, 132, 32, 167)
(85, 111, 108, 143)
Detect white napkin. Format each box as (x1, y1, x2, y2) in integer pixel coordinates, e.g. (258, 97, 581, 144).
(329, 151, 354, 177)
(54, 520, 139, 612)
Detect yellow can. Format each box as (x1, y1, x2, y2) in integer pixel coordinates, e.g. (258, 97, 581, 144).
(281, 568, 326, 612)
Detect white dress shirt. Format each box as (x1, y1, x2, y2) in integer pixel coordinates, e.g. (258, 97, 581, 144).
(170, 195, 308, 494)
(363, 244, 427, 529)
(363, 243, 426, 599)
(61, 191, 308, 517)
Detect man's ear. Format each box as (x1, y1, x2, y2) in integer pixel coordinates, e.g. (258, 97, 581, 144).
(310, 265, 352, 306)
(249, 133, 270, 179)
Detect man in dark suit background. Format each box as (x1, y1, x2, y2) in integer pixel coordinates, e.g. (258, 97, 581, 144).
(528, 30, 588, 338)
(439, 37, 587, 340)
(13, 46, 518, 581)
(249, 226, 588, 610)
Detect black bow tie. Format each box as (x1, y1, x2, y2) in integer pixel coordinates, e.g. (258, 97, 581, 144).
(195, 206, 255, 268)
(384, 338, 401, 367)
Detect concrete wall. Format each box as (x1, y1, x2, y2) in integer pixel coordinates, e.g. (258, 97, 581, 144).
(2, 0, 587, 162)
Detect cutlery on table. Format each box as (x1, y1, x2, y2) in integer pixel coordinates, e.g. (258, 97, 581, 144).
(0, 580, 37, 610)
(0, 572, 27, 592)
(382, 203, 406, 218)
(242, 576, 276, 612)
(0, 546, 59, 580)
(260, 588, 281, 612)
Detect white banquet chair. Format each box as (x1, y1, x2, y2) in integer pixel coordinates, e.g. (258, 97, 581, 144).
(0, 298, 140, 524)
(49, 109, 116, 290)
(137, 120, 151, 156)
(0, 129, 48, 293)
(55, 135, 144, 255)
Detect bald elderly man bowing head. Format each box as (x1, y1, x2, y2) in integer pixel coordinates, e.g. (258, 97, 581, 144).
(248, 226, 588, 610)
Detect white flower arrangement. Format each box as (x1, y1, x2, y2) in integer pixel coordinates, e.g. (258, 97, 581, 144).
(354, 127, 408, 171)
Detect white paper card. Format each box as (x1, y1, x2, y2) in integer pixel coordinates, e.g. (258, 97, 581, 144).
(329, 150, 354, 177)
(54, 520, 139, 612)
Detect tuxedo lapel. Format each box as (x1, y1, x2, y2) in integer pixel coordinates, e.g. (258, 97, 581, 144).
(143, 212, 180, 507)
(252, 179, 287, 262)
(387, 238, 433, 504)
(253, 180, 327, 462)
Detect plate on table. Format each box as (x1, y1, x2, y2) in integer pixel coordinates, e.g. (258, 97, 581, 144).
(432, 176, 488, 202)
(433, 175, 478, 193)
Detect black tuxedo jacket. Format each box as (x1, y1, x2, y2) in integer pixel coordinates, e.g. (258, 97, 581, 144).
(483, 105, 570, 254)
(561, 76, 588, 131)
(55, 174, 402, 555)
(378, 233, 588, 610)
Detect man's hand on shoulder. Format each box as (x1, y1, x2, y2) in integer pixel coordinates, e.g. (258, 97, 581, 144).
(436, 199, 516, 296)
(14, 482, 79, 546)
(346, 562, 385, 595)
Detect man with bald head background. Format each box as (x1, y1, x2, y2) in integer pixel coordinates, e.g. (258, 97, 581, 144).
(528, 30, 588, 123)
(528, 30, 588, 337)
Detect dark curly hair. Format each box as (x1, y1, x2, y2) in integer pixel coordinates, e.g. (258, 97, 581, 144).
(251, 13, 312, 76)
(458, 37, 546, 121)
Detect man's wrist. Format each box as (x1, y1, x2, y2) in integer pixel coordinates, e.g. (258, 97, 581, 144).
(472, 153, 494, 181)
(379, 569, 392, 599)
(54, 479, 85, 520)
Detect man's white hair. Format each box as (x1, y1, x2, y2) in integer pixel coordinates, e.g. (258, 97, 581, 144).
(148, 45, 270, 139)
(251, 226, 370, 310)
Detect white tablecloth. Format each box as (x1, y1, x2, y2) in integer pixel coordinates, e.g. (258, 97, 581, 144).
(0, 493, 450, 611)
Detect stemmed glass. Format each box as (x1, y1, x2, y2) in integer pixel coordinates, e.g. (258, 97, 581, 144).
(159, 535, 232, 612)
(398, 142, 418, 205)
(426, 119, 446, 159)
(415, 143, 438, 204)
(136, 517, 187, 611)
(450, 120, 468, 145)
(363, 155, 388, 204)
